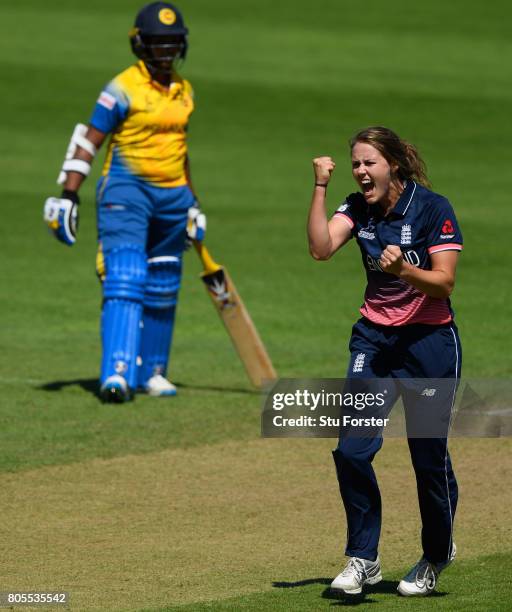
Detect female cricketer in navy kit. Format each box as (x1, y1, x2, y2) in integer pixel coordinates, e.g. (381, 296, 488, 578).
(44, 2, 206, 402)
(307, 127, 463, 597)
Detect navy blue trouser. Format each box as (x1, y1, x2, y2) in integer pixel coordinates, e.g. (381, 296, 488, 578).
(333, 317, 461, 564)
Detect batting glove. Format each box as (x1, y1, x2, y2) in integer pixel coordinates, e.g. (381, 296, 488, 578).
(186, 204, 206, 243)
(43, 190, 80, 246)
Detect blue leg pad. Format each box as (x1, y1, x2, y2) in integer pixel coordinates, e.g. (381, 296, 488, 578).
(100, 245, 147, 390)
(138, 256, 182, 387)
(138, 306, 177, 386)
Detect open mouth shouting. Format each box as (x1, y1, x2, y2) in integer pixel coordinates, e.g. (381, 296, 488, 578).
(361, 178, 375, 199)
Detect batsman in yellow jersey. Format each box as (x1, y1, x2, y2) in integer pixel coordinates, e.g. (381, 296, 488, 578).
(44, 2, 206, 402)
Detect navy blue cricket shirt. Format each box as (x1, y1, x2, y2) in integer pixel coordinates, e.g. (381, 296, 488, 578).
(334, 180, 463, 326)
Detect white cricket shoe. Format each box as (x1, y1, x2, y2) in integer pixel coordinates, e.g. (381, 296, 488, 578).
(331, 556, 382, 595)
(144, 374, 177, 397)
(397, 543, 456, 597)
(100, 374, 132, 403)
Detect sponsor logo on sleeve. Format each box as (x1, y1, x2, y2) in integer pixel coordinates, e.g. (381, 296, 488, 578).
(442, 219, 454, 233)
(97, 91, 117, 110)
(357, 218, 375, 240)
(439, 219, 455, 239)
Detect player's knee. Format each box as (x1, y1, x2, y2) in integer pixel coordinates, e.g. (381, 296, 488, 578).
(333, 443, 360, 465)
(144, 256, 182, 309)
(103, 244, 147, 301)
(334, 438, 382, 464)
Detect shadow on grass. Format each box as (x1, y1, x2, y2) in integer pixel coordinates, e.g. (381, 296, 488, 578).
(173, 381, 260, 395)
(273, 578, 332, 588)
(39, 378, 101, 398)
(38, 378, 258, 398)
(324, 581, 448, 606)
(274, 577, 450, 606)
(322, 580, 398, 606)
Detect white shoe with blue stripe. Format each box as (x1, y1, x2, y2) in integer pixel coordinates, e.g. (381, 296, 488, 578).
(144, 374, 177, 397)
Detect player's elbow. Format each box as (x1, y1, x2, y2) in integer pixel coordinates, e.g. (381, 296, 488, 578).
(442, 271, 456, 298)
(434, 278, 455, 299)
(443, 280, 455, 298)
(309, 246, 332, 261)
(428, 269, 455, 298)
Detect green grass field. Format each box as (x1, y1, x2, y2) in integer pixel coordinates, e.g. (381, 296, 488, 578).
(1, 0, 511, 609)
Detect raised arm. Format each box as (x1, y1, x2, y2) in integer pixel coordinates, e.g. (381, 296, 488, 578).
(307, 156, 352, 260)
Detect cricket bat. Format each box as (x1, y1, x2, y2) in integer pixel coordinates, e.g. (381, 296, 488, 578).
(194, 241, 277, 388)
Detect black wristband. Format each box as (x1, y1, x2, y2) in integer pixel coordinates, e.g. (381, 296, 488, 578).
(61, 190, 80, 205)
(315, 183, 328, 188)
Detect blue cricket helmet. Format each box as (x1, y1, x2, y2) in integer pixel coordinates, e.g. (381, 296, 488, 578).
(129, 2, 189, 70)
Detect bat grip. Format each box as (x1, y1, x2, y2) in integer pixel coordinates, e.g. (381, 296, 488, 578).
(193, 241, 222, 274)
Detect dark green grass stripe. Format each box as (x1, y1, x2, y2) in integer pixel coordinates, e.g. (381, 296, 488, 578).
(149, 551, 512, 611)
(1, 0, 510, 475)
(0, 385, 261, 473)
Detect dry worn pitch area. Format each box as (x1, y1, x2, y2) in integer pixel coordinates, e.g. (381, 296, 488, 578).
(2, 438, 510, 610)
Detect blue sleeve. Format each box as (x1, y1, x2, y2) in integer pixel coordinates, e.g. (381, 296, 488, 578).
(426, 197, 463, 254)
(89, 81, 129, 134)
(332, 192, 363, 236)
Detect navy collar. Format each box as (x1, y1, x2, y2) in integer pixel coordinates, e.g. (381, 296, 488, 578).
(391, 180, 417, 217)
(365, 180, 417, 220)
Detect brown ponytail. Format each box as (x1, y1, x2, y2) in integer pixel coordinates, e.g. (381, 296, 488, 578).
(349, 126, 431, 188)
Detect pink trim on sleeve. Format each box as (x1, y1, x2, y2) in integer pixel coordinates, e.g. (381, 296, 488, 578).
(428, 243, 463, 255)
(333, 213, 354, 229)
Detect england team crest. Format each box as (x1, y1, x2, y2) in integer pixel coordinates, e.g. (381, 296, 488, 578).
(400, 224, 412, 245)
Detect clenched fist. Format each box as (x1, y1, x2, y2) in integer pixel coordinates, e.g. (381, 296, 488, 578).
(379, 245, 404, 275)
(313, 156, 336, 185)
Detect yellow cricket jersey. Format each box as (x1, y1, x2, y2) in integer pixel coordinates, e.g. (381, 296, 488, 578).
(89, 61, 194, 187)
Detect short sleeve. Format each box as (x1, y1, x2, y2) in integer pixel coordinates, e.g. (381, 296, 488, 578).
(89, 81, 130, 134)
(332, 192, 363, 236)
(426, 197, 463, 255)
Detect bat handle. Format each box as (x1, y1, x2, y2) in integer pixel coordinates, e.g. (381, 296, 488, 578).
(193, 241, 222, 274)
